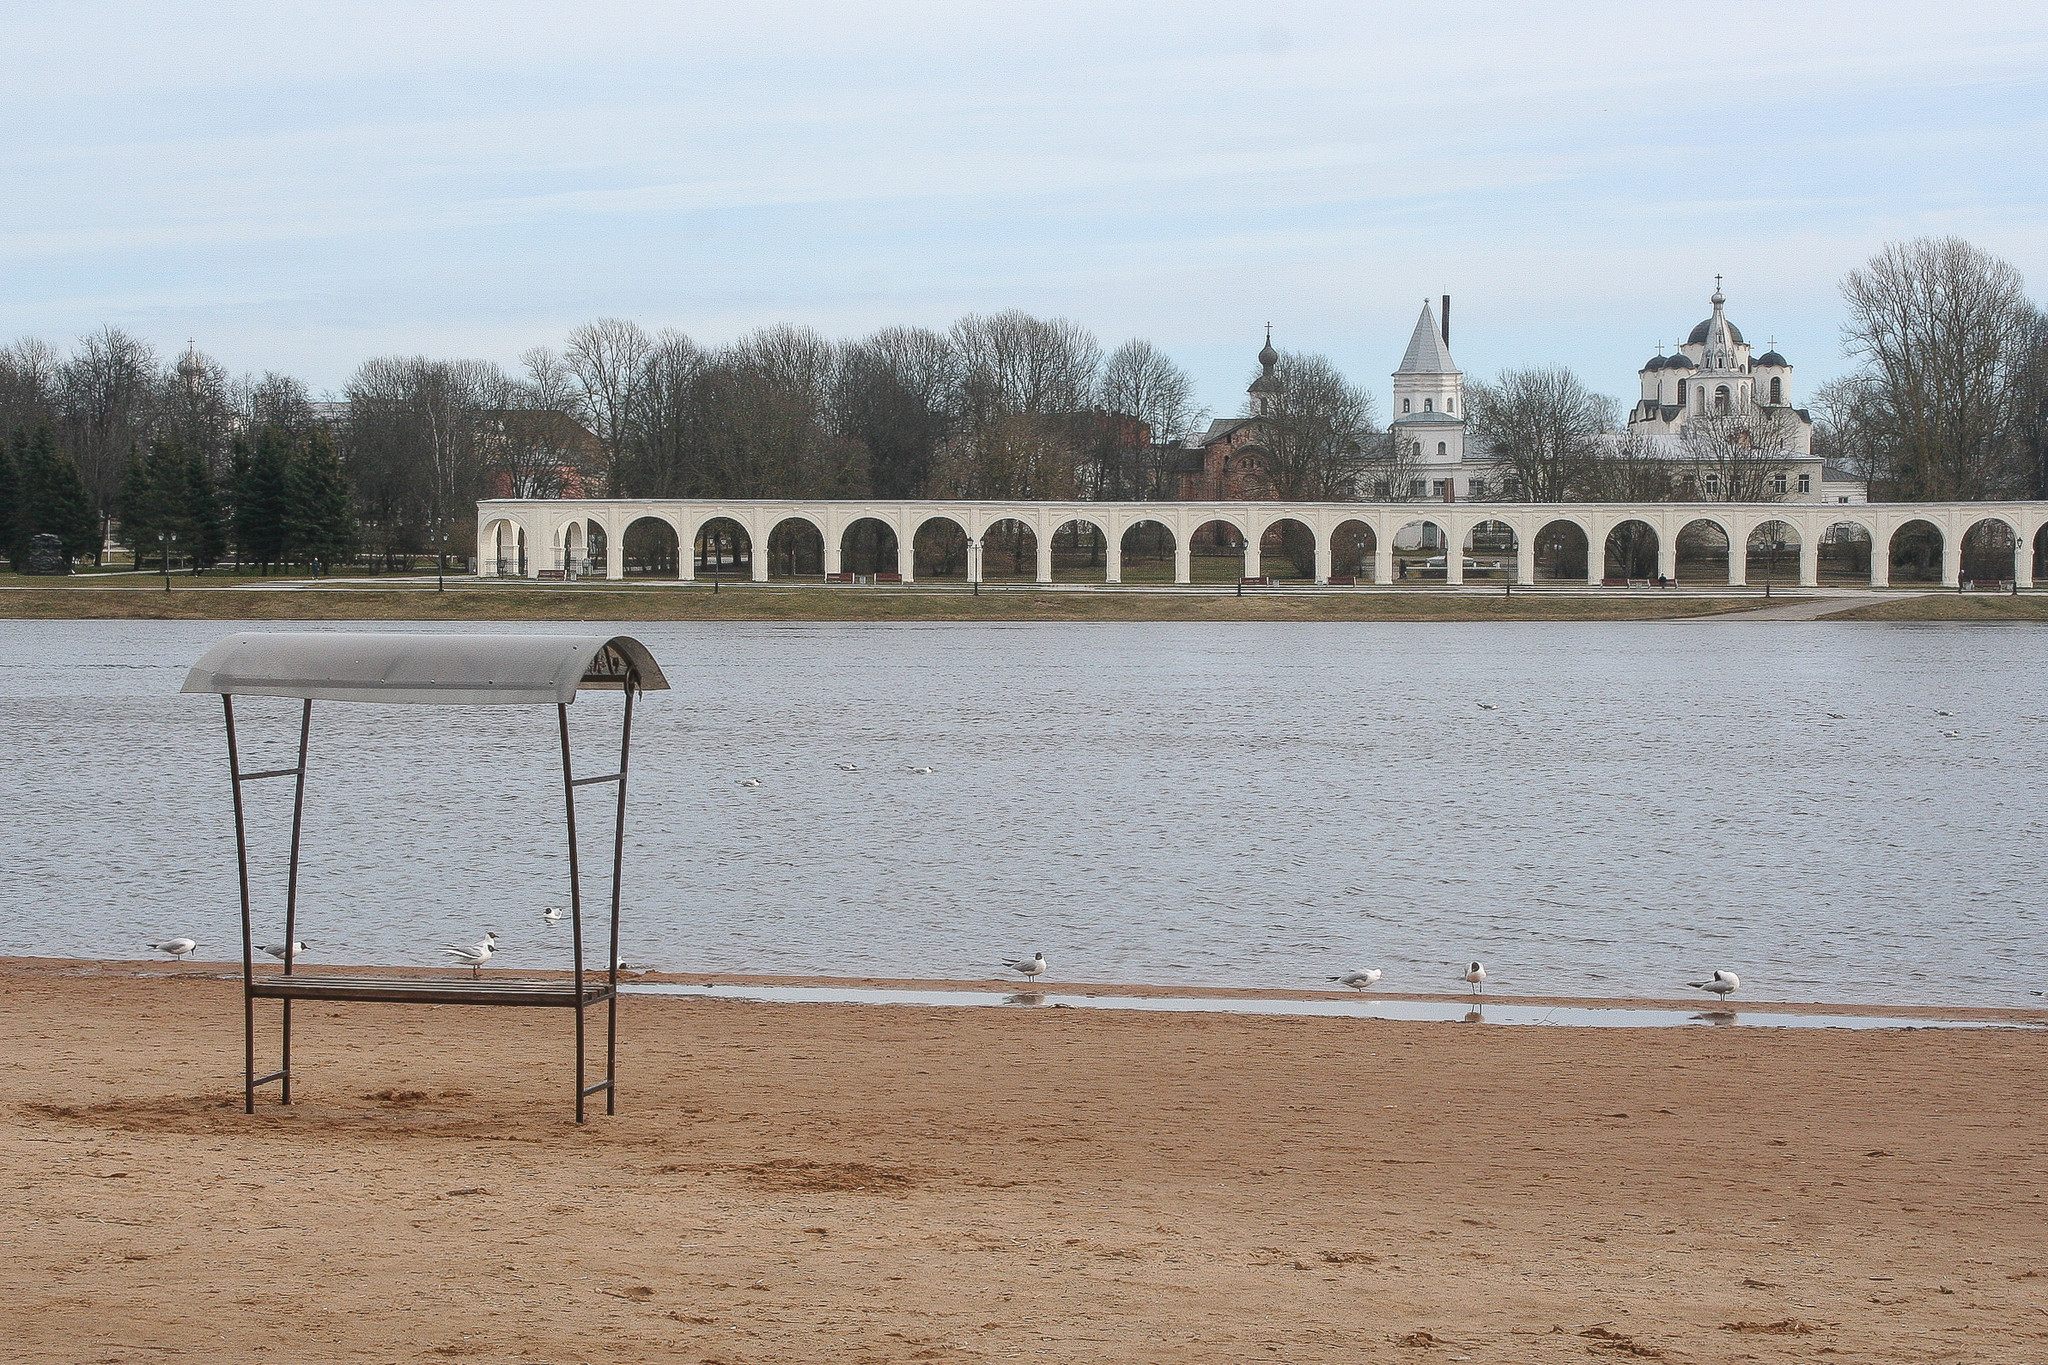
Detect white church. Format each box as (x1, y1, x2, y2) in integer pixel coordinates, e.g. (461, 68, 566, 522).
(1380, 281, 1865, 505)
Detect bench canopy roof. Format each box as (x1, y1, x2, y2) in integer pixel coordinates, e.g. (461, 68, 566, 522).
(182, 631, 668, 705)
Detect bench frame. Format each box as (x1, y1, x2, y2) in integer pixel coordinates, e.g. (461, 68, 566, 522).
(218, 674, 641, 1123)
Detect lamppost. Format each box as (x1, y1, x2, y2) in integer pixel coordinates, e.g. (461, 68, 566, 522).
(436, 524, 450, 594)
(1764, 534, 1784, 599)
(158, 530, 177, 592)
(970, 536, 982, 597)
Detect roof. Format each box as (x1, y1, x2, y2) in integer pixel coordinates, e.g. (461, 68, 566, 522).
(1821, 464, 1864, 484)
(182, 632, 669, 705)
(1391, 411, 1464, 427)
(1687, 317, 1745, 345)
(1395, 303, 1458, 375)
(1754, 350, 1789, 367)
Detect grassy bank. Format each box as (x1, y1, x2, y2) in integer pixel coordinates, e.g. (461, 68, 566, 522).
(0, 584, 1781, 622)
(1825, 593, 2048, 621)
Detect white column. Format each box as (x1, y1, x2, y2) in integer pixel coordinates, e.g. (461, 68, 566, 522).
(606, 515, 624, 579)
(1445, 516, 1464, 586)
(1516, 533, 1536, 586)
(1174, 541, 1191, 585)
(1313, 539, 1331, 584)
(1656, 533, 1677, 584)
(1587, 523, 1603, 586)
(679, 522, 695, 581)
(1105, 532, 1122, 584)
(2017, 527, 2036, 589)
(1940, 529, 1962, 588)
(1798, 538, 1819, 588)
(1243, 533, 1261, 581)
(824, 521, 842, 577)
(1376, 537, 1396, 586)
(1725, 526, 1745, 587)
(1871, 523, 1890, 588)
(1035, 534, 1053, 584)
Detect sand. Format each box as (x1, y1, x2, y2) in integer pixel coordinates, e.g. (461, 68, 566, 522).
(5, 959, 2044, 1364)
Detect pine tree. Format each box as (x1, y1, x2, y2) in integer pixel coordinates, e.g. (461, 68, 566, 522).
(284, 427, 355, 569)
(224, 437, 250, 571)
(122, 439, 190, 569)
(19, 424, 99, 566)
(236, 426, 290, 571)
(184, 446, 227, 569)
(0, 430, 24, 572)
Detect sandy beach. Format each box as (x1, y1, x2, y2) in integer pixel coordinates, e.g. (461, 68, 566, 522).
(5, 959, 2045, 1364)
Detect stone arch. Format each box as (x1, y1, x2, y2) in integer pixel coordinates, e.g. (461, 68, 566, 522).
(1817, 519, 1875, 585)
(1189, 518, 1249, 583)
(981, 517, 1039, 581)
(1960, 515, 2019, 586)
(1118, 518, 1177, 583)
(1050, 516, 1113, 582)
(912, 514, 971, 580)
(1530, 518, 1589, 582)
(1744, 519, 1801, 586)
(840, 516, 900, 576)
(1331, 518, 1377, 581)
(1260, 517, 1318, 581)
(766, 514, 826, 579)
(482, 518, 521, 577)
(2035, 522, 2048, 583)
(1462, 519, 1516, 580)
(558, 520, 585, 575)
(692, 516, 752, 578)
(1675, 516, 1733, 583)
(620, 514, 681, 578)
(1393, 518, 1450, 581)
(584, 519, 608, 576)
(1886, 518, 1943, 584)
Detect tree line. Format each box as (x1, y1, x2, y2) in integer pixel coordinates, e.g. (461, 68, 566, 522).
(3, 233, 2042, 572)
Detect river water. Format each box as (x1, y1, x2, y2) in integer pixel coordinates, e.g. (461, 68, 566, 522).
(1, 619, 2042, 1007)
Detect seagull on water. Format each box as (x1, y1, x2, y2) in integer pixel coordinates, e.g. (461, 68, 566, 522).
(1329, 969, 1383, 991)
(542, 905, 566, 922)
(834, 762, 860, 771)
(737, 778, 764, 787)
(257, 941, 309, 963)
(146, 938, 198, 960)
(1463, 961, 1487, 995)
(906, 766, 935, 775)
(1688, 970, 1740, 1000)
(1940, 729, 1962, 739)
(1005, 952, 1048, 982)
(1825, 712, 1848, 720)
(1476, 702, 1498, 711)
(442, 932, 497, 977)
(1937, 710, 1954, 717)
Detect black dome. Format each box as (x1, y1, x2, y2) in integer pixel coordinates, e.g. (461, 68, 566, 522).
(1755, 350, 1789, 367)
(1687, 317, 1744, 345)
(1664, 353, 1696, 369)
(1643, 354, 1667, 371)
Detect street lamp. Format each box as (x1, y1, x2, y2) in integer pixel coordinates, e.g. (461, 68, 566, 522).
(437, 524, 450, 594)
(158, 530, 177, 592)
(970, 536, 982, 597)
(1764, 535, 1784, 599)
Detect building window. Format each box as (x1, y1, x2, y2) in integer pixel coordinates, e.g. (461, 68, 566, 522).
(1469, 478, 1487, 498)
(1412, 441, 1422, 458)
(1431, 480, 1447, 497)
(1705, 473, 1721, 497)
(1769, 376, 1782, 404)
(1437, 441, 1447, 456)
(1424, 398, 1433, 412)
(1402, 399, 1411, 413)
(1715, 385, 1731, 414)
(1797, 473, 1810, 494)
(1408, 479, 1426, 498)
(1373, 480, 1391, 499)
(1773, 471, 1788, 495)
(1446, 398, 1454, 412)
(1677, 379, 1688, 405)
(1839, 496, 1849, 504)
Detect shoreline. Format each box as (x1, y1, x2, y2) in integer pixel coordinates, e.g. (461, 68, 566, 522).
(22, 957, 2047, 1024)
(4, 581, 2045, 621)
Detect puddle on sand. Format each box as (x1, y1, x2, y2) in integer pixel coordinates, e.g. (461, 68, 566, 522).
(625, 983, 2041, 1031)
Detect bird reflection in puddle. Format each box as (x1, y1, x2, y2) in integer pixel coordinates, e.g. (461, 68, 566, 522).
(1692, 1010, 1739, 1025)
(1463, 1008, 1485, 1024)
(1004, 992, 1047, 1007)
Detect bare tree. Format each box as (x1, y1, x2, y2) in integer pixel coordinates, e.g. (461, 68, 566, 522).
(1838, 236, 2037, 499)
(631, 330, 707, 496)
(565, 318, 651, 495)
(1584, 428, 1679, 501)
(1679, 405, 1799, 501)
(59, 326, 161, 524)
(235, 372, 315, 437)
(1096, 338, 1202, 499)
(161, 343, 237, 474)
(1250, 351, 1376, 501)
(835, 326, 959, 499)
(0, 337, 61, 438)
(1465, 366, 1610, 501)
(342, 356, 493, 565)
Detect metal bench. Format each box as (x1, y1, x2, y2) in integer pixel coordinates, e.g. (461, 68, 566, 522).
(183, 632, 669, 1123)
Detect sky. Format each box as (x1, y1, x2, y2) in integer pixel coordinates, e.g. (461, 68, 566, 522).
(3, 1, 2046, 425)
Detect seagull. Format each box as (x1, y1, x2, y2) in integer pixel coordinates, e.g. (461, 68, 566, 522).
(1940, 729, 1962, 739)
(442, 932, 497, 977)
(1328, 969, 1383, 991)
(1462, 961, 1487, 995)
(1005, 952, 1048, 982)
(906, 766, 935, 775)
(257, 940, 309, 963)
(1476, 702, 1497, 711)
(542, 905, 566, 922)
(1937, 710, 1954, 717)
(146, 938, 198, 960)
(1688, 969, 1740, 1001)
(737, 778, 764, 787)
(834, 762, 860, 771)
(1825, 712, 1848, 720)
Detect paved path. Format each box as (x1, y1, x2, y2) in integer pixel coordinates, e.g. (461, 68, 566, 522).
(1720, 594, 1927, 621)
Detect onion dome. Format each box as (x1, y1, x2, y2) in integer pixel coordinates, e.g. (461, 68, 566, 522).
(1687, 316, 1744, 345)
(1665, 352, 1696, 370)
(1643, 354, 1668, 371)
(1248, 325, 1282, 396)
(1755, 350, 1788, 367)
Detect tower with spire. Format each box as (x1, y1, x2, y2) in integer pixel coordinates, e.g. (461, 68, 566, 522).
(1390, 299, 1465, 470)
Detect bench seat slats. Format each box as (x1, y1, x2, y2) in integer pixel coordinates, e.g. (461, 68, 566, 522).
(249, 974, 613, 1007)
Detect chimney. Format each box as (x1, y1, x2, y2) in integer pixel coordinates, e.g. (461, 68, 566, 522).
(1441, 295, 1451, 347)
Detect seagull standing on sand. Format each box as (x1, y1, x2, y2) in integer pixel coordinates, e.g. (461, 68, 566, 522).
(257, 941, 309, 963)
(1463, 962, 1487, 995)
(146, 938, 198, 960)
(1688, 970, 1740, 1001)
(1005, 952, 1048, 982)
(442, 932, 497, 977)
(1329, 969, 1383, 991)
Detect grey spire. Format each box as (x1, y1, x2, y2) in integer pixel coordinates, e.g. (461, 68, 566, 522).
(1396, 301, 1458, 375)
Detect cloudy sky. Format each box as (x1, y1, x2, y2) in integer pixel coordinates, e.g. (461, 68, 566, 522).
(4, 1, 2044, 422)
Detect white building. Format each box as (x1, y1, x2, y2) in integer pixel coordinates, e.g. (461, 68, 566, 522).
(1387, 300, 1480, 501)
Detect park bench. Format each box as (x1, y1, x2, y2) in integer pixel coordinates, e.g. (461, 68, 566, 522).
(1600, 576, 1632, 587)
(182, 632, 669, 1123)
(1963, 576, 2008, 591)
(1239, 576, 1271, 586)
(536, 568, 567, 580)
(876, 572, 903, 583)
(1326, 574, 1357, 586)
(824, 572, 855, 584)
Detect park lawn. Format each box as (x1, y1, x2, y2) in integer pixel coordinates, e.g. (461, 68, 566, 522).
(1825, 593, 2048, 621)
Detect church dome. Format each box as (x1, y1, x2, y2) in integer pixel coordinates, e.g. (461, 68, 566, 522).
(1643, 354, 1667, 371)
(1755, 350, 1789, 367)
(1687, 317, 1744, 346)
(1665, 353, 1696, 370)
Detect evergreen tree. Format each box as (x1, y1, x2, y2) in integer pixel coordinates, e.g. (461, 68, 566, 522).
(121, 438, 191, 569)
(285, 427, 355, 568)
(236, 426, 290, 571)
(184, 446, 227, 568)
(0, 430, 24, 571)
(19, 424, 99, 566)
(224, 437, 250, 570)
